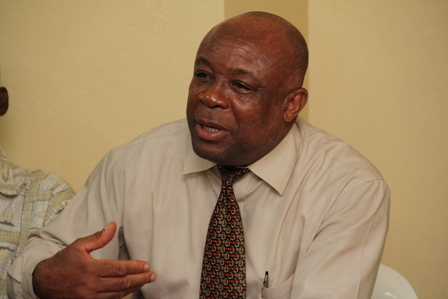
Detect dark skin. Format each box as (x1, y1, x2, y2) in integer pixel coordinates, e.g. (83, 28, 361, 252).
(187, 13, 308, 166)
(32, 12, 308, 298)
(33, 222, 156, 299)
(0, 87, 8, 116)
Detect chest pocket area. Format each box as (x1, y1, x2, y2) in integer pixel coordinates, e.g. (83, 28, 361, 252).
(261, 274, 294, 299)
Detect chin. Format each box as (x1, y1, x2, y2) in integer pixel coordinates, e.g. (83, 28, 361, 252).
(190, 142, 228, 164)
(194, 148, 251, 167)
(190, 139, 256, 166)
(193, 145, 221, 163)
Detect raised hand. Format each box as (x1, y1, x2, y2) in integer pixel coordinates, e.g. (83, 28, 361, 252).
(32, 222, 156, 299)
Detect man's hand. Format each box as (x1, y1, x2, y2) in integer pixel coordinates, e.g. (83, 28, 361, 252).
(32, 222, 156, 299)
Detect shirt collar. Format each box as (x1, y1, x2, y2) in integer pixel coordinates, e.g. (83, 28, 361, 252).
(182, 142, 216, 175)
(248, 124, 299, 195)
(182, 123, 299, 195)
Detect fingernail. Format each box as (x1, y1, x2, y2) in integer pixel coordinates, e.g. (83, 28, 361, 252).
(150, 272, 156, 282)
(103, 222, 110, 231)
(143, 263, 150, 272)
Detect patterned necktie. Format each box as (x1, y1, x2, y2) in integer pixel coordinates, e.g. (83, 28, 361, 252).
(200, 165, 250, 299)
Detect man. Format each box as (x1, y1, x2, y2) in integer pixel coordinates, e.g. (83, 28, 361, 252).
(7, 12, 389, 299)
(0, 87, 74, 298)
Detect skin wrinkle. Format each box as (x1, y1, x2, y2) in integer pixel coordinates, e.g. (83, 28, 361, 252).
(220, 35, 272, 64)
(21, 12, 310, 299)
(187, 12, 308, 167)
(194, 51, 265, 94)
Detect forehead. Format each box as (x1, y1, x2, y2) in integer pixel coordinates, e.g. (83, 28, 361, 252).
(195, 32, 277, 78)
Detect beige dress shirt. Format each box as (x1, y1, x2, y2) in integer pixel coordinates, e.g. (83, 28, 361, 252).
(0, 148, 74, 299)
(7, 117, 389, 299)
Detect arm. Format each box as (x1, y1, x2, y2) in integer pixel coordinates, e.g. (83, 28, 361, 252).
(4, 169, 74, 298)
(7, 149, 153, 298)
(32, 221, 155, 299)
(292, 179, 390, 299)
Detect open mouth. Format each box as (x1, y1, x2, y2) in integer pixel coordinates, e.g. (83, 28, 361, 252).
(194, 120, 227, 142)
(202, 124, 220, 132)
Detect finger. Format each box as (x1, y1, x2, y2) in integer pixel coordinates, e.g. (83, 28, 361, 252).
(72, 221, 117, 254)
(97, 271, 156, 293)
(98, 259, 152, 277)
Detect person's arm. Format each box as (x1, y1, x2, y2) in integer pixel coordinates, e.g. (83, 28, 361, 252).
(292, 179, 390, 299)
(4, 167, 74, 298)
(7, 149, 156, 299)
(32, 222, 156, 299)
(7, 222, 155, 299)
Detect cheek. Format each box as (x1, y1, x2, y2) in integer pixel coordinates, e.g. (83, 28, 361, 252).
(186, 90, 198, 112)
(238, 104, 285, 141)
(234, 99, 282, 126)
(233, 107, 271, 138)
(186, 100, 197, 125)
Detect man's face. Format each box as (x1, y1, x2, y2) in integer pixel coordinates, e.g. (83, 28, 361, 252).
(186, 30, 291, 166)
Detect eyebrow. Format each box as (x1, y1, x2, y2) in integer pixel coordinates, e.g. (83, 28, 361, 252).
(194, 57, 211, 68)
(194, 56, 258, 81)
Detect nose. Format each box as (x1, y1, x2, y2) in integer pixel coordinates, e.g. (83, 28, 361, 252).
(197, 82, 229, 109)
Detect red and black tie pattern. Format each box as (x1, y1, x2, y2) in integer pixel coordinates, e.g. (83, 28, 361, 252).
(200, 165, 250, 299)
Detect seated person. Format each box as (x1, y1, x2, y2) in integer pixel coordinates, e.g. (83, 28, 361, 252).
(0, 87, 75, 298)
(8, 12, 389, 299)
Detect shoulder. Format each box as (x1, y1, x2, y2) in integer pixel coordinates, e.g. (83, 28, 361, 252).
(94, 119, 190, 174)
(29, 170, 74, 198)
(295, 118, 384, 184)
(24, 170, 74, 209)
(0, 152, 74, 200)
(0, 159, 74, 225)
(110, 119, 189, 155)
(26, 170, 75, 223)
(292, 118, 389, 217)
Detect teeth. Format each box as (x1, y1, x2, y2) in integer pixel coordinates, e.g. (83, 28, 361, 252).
(202, 125, 219, 132)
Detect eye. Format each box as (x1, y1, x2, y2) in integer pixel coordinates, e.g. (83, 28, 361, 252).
(231, 81, 252, 92)
(194, 70, 211, 81)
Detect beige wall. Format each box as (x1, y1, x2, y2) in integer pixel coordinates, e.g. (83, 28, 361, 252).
(0, 0, 223, 191)
(307, 1, 448, 298)
(1, 1, 447, 298)
(228, 1, 448, 298)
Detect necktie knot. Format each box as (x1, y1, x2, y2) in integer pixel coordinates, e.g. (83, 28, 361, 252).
(217, 165, 249, 185)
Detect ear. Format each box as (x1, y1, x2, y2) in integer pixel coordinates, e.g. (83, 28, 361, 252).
(283, 87, 308, 122)
(0, 87, 9, 116)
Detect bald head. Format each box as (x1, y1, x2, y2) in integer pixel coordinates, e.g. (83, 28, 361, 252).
(202, 11, 308, 87)
(187, 12, 309, 166)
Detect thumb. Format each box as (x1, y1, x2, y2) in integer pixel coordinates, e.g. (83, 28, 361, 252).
(74, 221, 117, 254)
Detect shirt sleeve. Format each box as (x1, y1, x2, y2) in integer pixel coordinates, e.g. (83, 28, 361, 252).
(6, 151, 124, 299)
(6, 174, 75, 299)
(291, 179, 390, 299)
